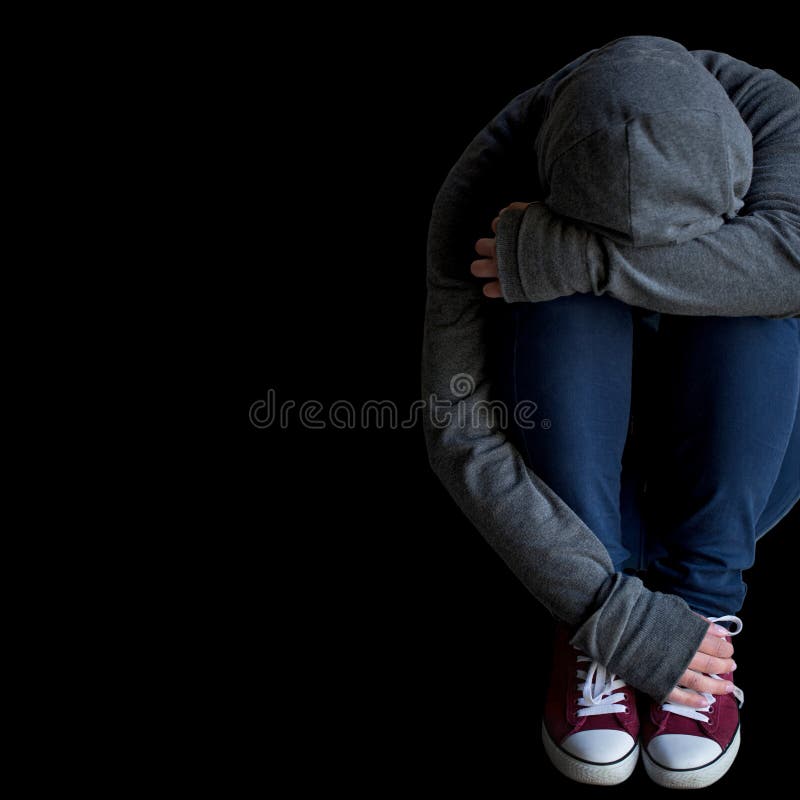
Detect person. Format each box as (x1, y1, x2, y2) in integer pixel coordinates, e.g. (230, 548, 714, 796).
(423, 35, 800, 789)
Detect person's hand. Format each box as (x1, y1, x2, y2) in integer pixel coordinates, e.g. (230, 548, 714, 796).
(665, 620, 737, 707)
(470, 202, 531, 298)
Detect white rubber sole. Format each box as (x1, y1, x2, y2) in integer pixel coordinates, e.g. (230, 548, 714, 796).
(541, 720, 639, 786)
(642, 727, 741, 789)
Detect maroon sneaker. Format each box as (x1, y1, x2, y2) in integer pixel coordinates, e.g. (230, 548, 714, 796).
(542, 624, 640, 785)
(642, 615, 743, 789)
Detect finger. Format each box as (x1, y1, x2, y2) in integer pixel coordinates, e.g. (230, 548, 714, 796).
(491, 216, 500, 234)
(483, 281, 503, 299)
(679, 669, 736, 696)
(698, 632, 734, 660)
(499, 201, 531, 215)
(475, 238, 496, 258)
(687, 651, 736, 676)
(470, 258, 498, 279)
(666, 686, 709, 708)
(705, 620, 734, 638)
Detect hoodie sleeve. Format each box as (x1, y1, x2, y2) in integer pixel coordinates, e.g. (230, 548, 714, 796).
(495, 53, 800, 318)
(424, 79, 709, 703)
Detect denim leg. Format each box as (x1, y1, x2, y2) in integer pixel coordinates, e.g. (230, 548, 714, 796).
(756, 391, 800, 539)
(493, 293, 634, 570)
(645, 315, 800, 617)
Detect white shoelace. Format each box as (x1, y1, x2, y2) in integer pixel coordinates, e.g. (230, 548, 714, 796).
(576, 655, 628, 717)
(661, 615, 745, 723)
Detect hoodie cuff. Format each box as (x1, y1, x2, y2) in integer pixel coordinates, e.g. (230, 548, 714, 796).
(570, 573, 709, 703)
(495, 203, 595, 303)
(494, 206, 527, 302)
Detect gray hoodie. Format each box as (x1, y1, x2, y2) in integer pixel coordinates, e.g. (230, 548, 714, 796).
(423, 36, 800, 702)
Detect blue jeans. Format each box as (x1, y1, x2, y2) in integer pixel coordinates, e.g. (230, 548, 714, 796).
(493, 294, 800, 617)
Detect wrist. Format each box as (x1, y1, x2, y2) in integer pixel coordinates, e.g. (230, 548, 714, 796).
(570, 573, 709, 702)
(494, 206, 528, 302)
(496, 203, 595, 303)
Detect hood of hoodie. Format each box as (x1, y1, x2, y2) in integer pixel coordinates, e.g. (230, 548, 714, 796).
(537, 36, 753, 247)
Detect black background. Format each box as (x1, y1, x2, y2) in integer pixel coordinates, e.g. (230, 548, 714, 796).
(234, 20, 799, 795)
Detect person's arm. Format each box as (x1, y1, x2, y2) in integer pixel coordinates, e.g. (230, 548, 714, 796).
(424, 75, 711, 703)
(494, 53, 800, 318)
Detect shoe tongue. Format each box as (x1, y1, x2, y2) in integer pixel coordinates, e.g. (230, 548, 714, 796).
(578, 712, 627, 733)
(662, 711, 709, 737)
